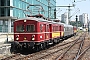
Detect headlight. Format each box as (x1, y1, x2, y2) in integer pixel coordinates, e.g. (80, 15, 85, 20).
(32, 38, 35, 40)
(16, 35, 19, 40)
(32, 35, 35, 41)
(16, 38, 19, 40)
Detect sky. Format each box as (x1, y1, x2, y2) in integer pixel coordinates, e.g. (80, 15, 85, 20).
(56, 0, 90, 20)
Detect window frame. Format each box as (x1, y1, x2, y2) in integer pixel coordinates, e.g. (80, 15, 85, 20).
(26, 24, 35, 32)
(16, 24, 24, 32)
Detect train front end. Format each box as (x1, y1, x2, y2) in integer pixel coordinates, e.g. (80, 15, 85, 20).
(11, 19, 38, 52)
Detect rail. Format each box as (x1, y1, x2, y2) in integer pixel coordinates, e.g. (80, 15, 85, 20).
(73, 34, 85, 60)
(75, 45, 90, 60)
(56, 33, 85, 60)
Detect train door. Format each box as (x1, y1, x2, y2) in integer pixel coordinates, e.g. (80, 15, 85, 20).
(49, 24, 52, 39)
(60, 25, 61, 38)
(43, 24, 46, 40)
(62, 25, 64, 37)
(43, 23, 52, 40)
(45, 24, 50, 40)
(48, 24, 50, 40)
(46, 24, 48, 40)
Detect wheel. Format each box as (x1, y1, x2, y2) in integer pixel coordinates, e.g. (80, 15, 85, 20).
(10, 42, 19, 53)
(35, 45, 40, 52)
(10, 43, 16, 53)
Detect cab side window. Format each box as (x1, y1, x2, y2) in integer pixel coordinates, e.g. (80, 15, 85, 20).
(16, 25, 24, 32)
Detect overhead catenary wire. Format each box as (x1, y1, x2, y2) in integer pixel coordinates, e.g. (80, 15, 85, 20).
(69, 8, 80, 18)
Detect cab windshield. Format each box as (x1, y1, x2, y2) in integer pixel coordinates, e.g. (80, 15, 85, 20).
(16, 24, 35, 32)
(26, 25, 35, 32)
(16, 25, 24, 32)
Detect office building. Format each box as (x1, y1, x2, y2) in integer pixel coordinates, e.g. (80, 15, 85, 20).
(0, 0, 56, 33)
(79, 13, 88, 28)
(61, 12, 68, 24)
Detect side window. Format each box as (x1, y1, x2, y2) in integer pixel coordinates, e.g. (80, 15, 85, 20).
(16, 25, 24, 32)
(40, 24, 43, 32)
(26, 25, 35, 32)
(46, 25, 49, 32)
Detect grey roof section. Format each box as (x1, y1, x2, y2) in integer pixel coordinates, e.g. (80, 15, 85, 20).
(64, 24, 73, 27)
(16, 17, 73, 27)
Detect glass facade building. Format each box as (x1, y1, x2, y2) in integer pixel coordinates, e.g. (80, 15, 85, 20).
(0, 0, 56, 33)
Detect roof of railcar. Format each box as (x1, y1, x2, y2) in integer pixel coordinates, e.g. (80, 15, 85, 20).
(64, 24, 73, 27)
(15, 17, 52, 23)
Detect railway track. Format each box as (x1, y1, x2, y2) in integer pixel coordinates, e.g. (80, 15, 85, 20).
(55, 34, 85, 60)
(56, 32, 90, 60)
(74, 32, 90, 60)
(1, 53, 26, 60)
(12, 40, 82, 60)
(1, 32, 84, 60)
(1, 40, 79, 60)
(73, 34, 85, 60)
(74, 45, 90, 60)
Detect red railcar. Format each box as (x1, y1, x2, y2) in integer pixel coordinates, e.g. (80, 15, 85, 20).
(51, 22, 63, 43)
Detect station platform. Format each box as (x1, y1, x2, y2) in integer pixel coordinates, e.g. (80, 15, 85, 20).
(0, 33, 12, 54)
(0, 33, 14, 43)
(0, 33, 12, 58)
